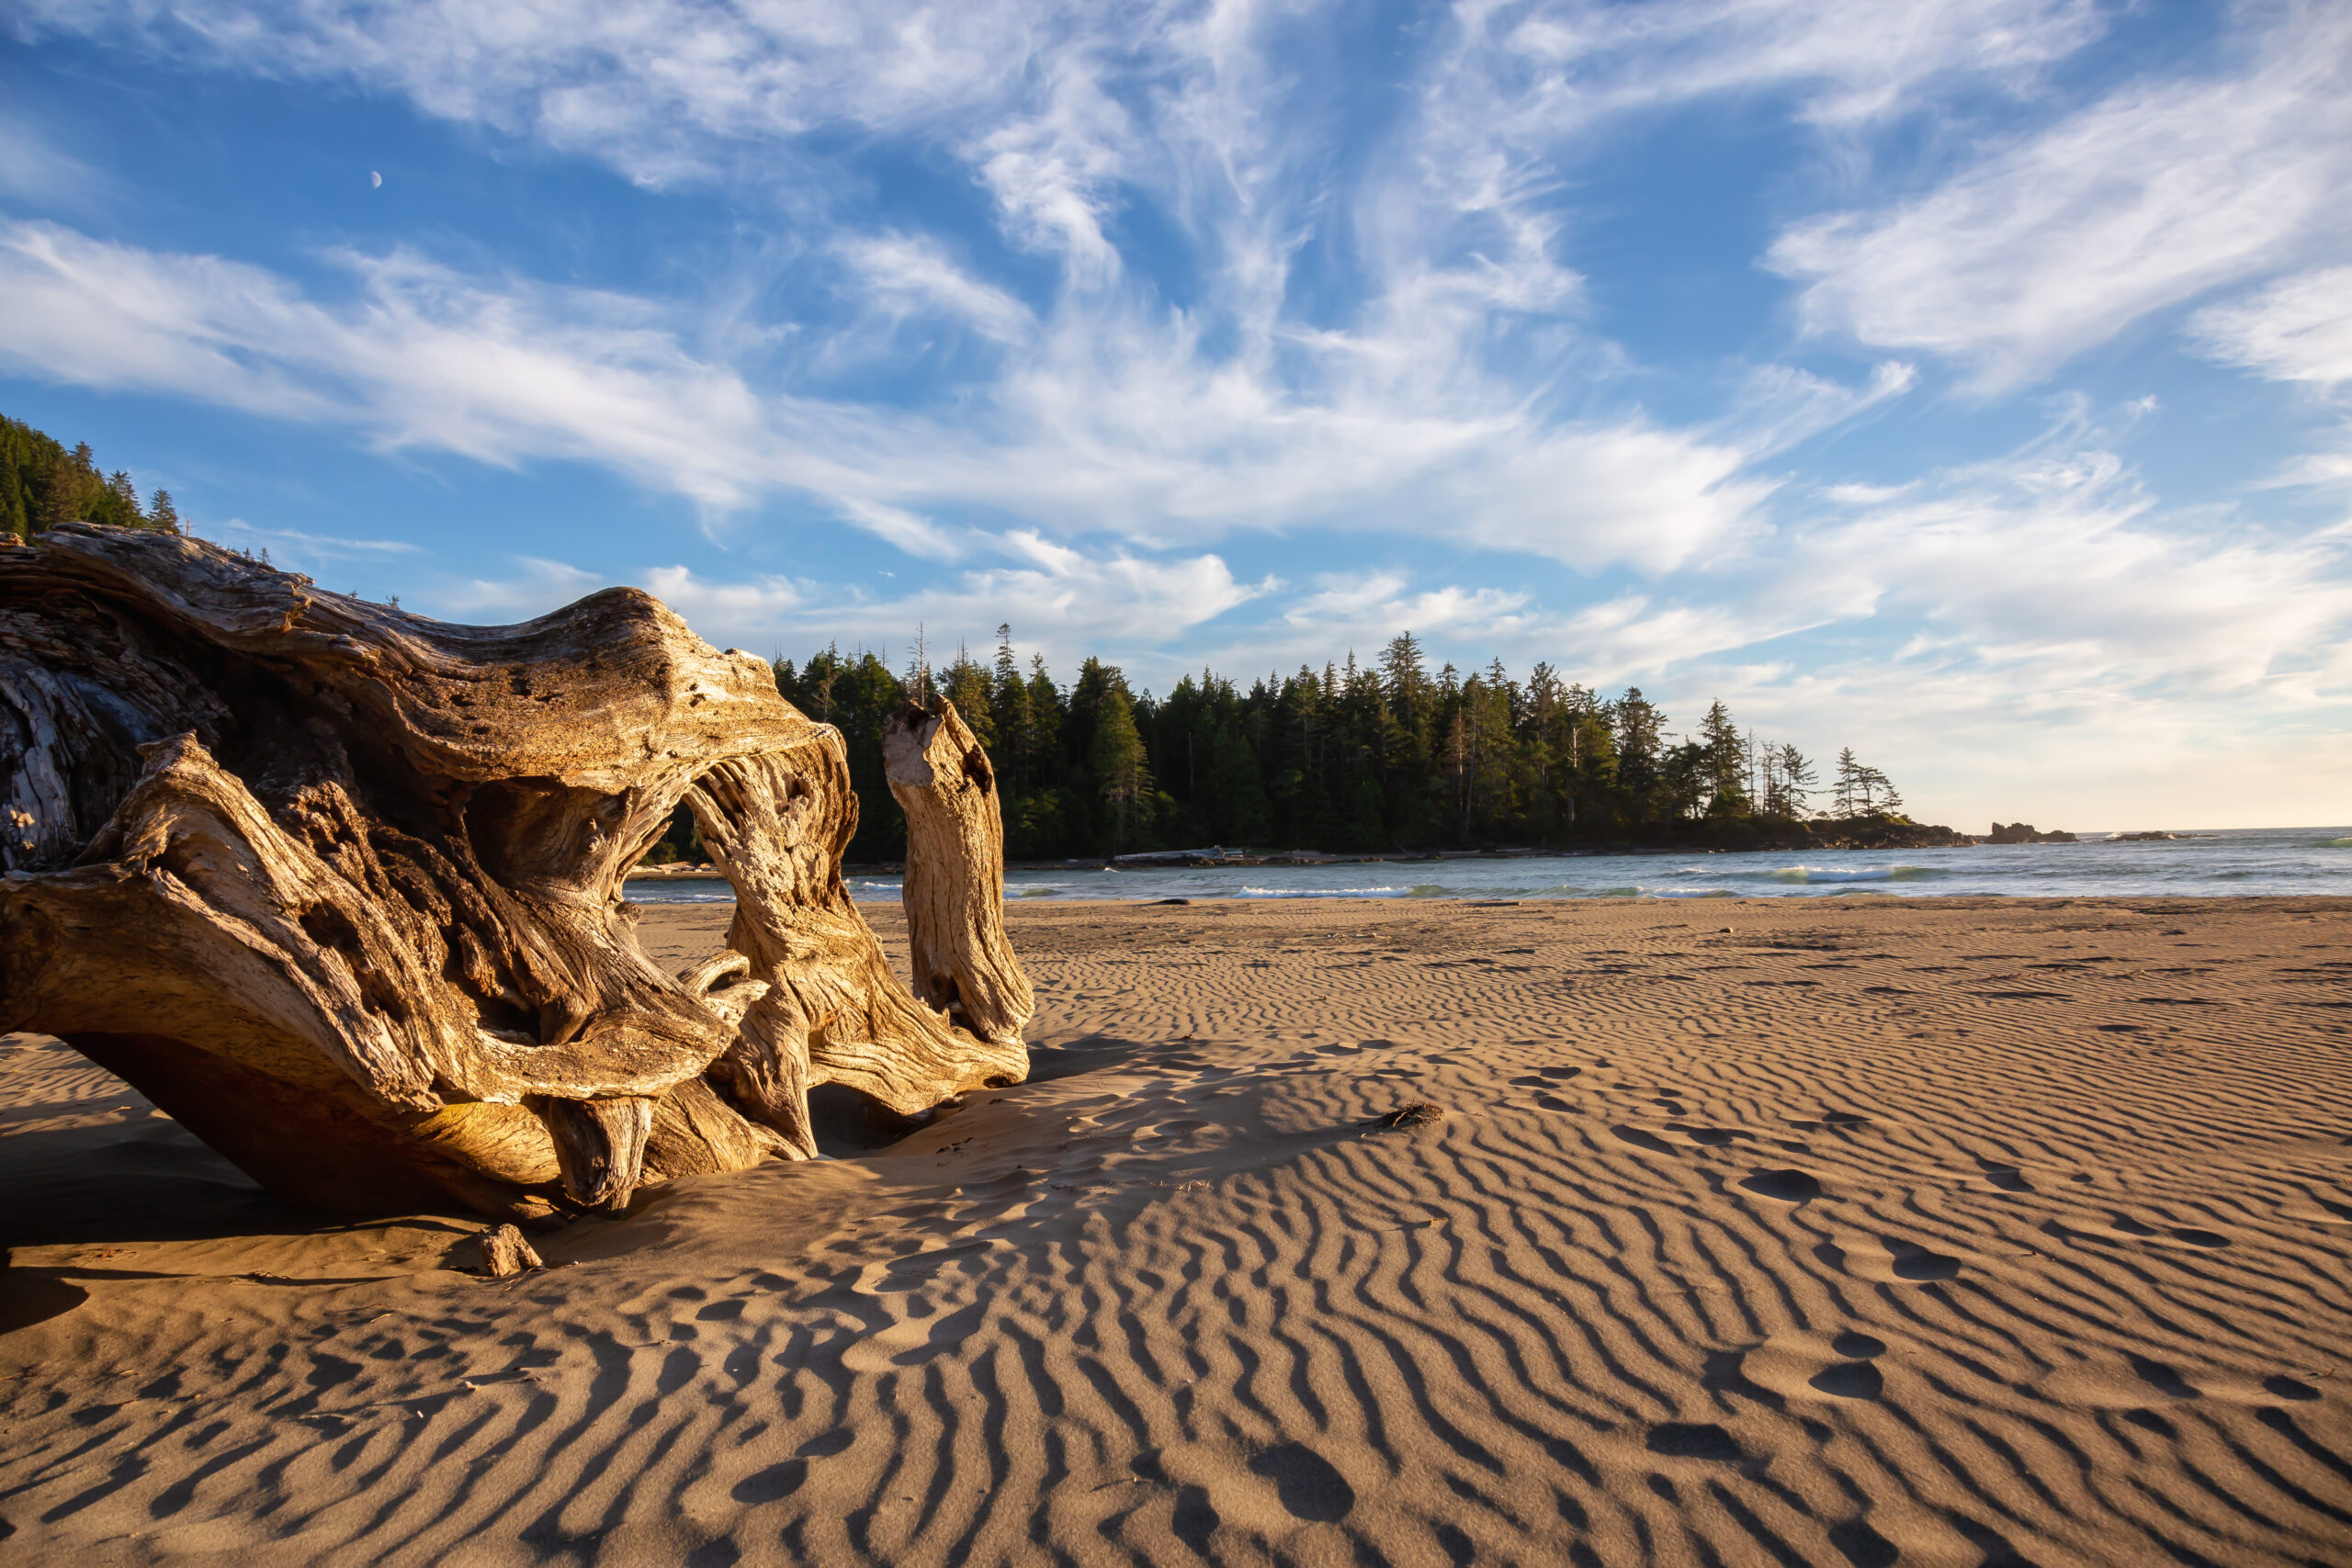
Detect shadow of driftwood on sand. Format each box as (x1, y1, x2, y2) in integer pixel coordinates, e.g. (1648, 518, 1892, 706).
(0, 1114, 314, 1249)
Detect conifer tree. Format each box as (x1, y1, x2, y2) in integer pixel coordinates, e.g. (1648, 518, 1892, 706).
(1091, 686, 1151, 852)
(1697, 699, 1747, 816)
(989, 626, 1031, 782)
(107, 470, 141, 521)
(1774, 743, 1817, 818)
(1833, 747, 1860, 817)
(1613, 688, 1666, 826)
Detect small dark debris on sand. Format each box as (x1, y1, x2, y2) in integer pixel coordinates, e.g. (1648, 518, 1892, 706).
(1370, 1102, 1445, 1131)
(477, 1224, 544, 1279)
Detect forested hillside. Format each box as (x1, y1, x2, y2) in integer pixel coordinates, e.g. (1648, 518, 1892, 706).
(770, 628, 1927, 863)
(3, 414, 180, 539)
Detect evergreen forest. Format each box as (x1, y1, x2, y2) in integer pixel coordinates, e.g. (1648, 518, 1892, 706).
(3, 413, 180, 540)
(762, 629, 1925, 865)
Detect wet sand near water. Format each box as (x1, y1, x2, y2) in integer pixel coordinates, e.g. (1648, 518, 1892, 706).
(4, 896, 2351, 1565)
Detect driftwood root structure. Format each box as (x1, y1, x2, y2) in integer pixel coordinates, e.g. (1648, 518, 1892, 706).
(0, 525, 1028, 1220)
(884, 698, 1035, 1047)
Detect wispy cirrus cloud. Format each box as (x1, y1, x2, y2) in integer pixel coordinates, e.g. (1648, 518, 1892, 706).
(5, 0, 2107, 585)
(1769, 4, 2352, 389)
(2188, 265, 2352, 491)
(432, 530, 1272, 677)
(0, 217, 1785, 570)
(835, 233, 1035, 344)
(1803, 442, 2352, 695)
(1441, 0, 2101, 134)
(2190, 265, 2352, 391)
(204, 518, 421, 559)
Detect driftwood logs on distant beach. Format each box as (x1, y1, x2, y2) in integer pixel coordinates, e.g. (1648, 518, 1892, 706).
(0, 524, 1029, 1223)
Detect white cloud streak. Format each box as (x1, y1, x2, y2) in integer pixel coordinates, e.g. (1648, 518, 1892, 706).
(1770, 4, 2352, 389)
(2190, 265, 2352, 390)
(0, 217, 1783, 571)
(1453, 0, 2101, 130)
(428, 533, 1272, 679)
(835, 233, 1035, 344)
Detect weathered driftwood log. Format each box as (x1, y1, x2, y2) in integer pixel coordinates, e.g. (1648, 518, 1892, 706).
(0, 525, 1026, 1221)
(883, 698, 1035, 1047)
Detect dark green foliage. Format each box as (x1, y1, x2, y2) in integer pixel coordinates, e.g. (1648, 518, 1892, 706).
(641, 803, 703, 864)
(1090, 685, 1152, 852)
(773, 644, 914, 863)
(0, 413, 187, 543)
(2, 414, 175, 540)
(766, 626, 1908, 863)
(1833, 747, 1902, 816)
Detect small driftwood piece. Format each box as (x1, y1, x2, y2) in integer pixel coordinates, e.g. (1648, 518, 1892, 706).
(0, 525, 1027, 1221)
(477, 1224, 543, 1278)
(883, 698, 1035, 1047)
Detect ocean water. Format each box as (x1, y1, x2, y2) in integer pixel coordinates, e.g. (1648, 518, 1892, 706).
(627, 826, 2352, 904)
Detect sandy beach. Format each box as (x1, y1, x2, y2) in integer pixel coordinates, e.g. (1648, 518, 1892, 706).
(4, 895, 2350, 1565)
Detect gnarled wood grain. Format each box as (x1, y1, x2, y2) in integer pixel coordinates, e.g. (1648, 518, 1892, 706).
(884, 697, 1035, 1047)
(0, 524, 1027, 1218)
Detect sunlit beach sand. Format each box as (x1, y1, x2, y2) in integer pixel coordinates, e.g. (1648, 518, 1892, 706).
(6, 895, 2350, 1565)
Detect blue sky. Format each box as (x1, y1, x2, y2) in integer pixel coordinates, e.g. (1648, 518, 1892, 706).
(4, 0, 2348, 828)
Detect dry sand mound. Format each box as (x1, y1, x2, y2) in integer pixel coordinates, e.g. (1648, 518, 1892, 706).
(5, 896, 2352, 1565)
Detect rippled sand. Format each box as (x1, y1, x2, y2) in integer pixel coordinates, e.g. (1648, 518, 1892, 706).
(5, 896, 2351, 1564)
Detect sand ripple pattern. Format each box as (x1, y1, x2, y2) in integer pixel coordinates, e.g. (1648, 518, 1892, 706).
(4, 897, 2351, 1565)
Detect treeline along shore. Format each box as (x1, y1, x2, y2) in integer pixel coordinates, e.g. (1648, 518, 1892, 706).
(724, 630, 1968, 866)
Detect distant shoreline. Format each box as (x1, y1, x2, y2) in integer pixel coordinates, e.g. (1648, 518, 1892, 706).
(627, 825, 2280, 883)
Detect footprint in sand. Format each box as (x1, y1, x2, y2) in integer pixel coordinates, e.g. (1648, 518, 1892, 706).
(1818, 1236, 1962, 1283)
(1740, 1168, 1823, 1201)
(1170, 1485, 1219, 1554)
(1746, 1333, 1889, 1403)
(1645, 1422, 1745, 1461)
(1883, 1238, 1961, 1281)
(1809, 1360, 1884, 1399)
(1245, 1442, 1356, 1523)
(2069, 1215, 2232, 1249)
(730, 1429, 854, 1504)
(1976, 1159, 2033, 1192)
(2129, 1356, 2200, 1400)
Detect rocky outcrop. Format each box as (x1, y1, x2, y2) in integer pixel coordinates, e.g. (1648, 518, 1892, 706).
(1987, 822, 2078, 844)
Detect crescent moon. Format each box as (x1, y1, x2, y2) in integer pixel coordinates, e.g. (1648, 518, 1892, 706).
(370, 171, 382, 188)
